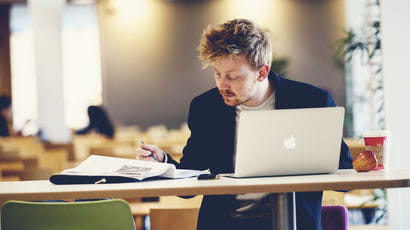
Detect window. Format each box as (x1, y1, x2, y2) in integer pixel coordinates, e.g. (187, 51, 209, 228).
(10, 3, 102, 135)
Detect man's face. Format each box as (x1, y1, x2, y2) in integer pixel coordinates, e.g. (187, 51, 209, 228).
(212, 55, 261, 107)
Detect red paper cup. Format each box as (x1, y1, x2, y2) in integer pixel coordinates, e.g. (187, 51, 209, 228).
(363, 130, 391, 170)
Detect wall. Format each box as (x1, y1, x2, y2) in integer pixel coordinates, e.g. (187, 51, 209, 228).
(0, 4, 11, 96)
(98, 0, 347, 129)
(381, 0, 410, 229)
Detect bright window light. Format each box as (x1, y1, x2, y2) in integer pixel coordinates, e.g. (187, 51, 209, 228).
(10, 3, 103, 135)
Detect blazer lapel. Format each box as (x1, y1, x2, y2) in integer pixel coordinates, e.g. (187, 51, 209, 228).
(269, 71, 290, 110)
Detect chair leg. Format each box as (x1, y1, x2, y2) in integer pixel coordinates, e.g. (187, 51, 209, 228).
(134, 215, 146, 230)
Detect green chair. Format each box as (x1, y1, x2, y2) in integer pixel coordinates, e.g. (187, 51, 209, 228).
(1, 199, 135, 230)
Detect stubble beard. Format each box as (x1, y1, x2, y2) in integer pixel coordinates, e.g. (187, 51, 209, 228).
(220, 90, 250, 107)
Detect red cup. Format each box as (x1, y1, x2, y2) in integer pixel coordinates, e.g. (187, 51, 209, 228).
(363, 130, 391, 170)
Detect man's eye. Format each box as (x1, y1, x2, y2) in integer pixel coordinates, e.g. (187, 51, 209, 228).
(228, 75, 239, 80)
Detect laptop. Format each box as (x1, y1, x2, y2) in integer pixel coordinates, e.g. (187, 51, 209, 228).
(230, 107, 344, 178)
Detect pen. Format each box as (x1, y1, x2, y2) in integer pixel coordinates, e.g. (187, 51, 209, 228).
(94, 178, 106, 184)
(140, 140, 158, 161)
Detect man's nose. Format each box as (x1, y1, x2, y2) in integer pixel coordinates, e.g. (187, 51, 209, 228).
(217, 78, 230, 90)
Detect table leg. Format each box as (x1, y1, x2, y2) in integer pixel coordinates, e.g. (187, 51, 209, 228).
(271, 192, 296, 230)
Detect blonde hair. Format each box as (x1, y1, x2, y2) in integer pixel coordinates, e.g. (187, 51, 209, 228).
(198, 19, 272, 70)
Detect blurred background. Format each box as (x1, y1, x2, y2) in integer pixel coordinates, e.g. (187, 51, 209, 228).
(0, 0, 409, 229)
(5, 0, 349, 133)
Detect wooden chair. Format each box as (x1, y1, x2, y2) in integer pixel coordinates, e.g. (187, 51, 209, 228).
(0, 137, 71, 183)
(43, 142, 75, 161)
(129, 195, 202, 230)
(0, 160, 24, 181)
(38, 148, 68, 173)
(18, 168, 54, 180)
(150, 208, 199, 230)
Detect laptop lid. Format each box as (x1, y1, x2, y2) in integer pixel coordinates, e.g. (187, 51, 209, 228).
(233, 107, 344, 177)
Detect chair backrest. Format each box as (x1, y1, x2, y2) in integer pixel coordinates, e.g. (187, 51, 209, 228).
(1, 199, 135, 230)
(150, 208, 199, 230)
(321, 205, 349, 230)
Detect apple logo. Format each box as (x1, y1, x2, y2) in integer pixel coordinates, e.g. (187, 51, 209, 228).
(283, 134, 296, 149)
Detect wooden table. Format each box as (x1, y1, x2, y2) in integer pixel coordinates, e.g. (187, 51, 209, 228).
(1, 169, 410, 229)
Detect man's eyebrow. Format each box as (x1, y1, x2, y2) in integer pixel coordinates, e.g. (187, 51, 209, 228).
(212, 67, 237, 74)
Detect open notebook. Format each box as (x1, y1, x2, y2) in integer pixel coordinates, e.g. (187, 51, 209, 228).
(50, 155, 209, 184)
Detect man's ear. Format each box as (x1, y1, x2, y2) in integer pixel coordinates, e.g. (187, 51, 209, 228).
(257, 65, 270, 82)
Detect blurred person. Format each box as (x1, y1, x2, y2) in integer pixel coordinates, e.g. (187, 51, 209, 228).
(136, 19, 352, 230)
(75, 105, 114, 139)
(0, 95, 12, 137)
(0, 95, 31, 137)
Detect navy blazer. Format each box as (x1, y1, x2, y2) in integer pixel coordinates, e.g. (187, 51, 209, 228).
(167, 72, 353, 230)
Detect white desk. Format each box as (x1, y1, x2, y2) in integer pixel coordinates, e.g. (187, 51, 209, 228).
(1, 169, 410, 229)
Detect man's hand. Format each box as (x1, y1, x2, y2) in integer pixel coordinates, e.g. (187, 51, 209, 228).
(136, 143, 166, 162)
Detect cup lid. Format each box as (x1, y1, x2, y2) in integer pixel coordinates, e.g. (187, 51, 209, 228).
(363, 130, 392, 137)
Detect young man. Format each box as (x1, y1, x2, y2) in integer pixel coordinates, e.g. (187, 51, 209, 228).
(136, 19, 352, 230)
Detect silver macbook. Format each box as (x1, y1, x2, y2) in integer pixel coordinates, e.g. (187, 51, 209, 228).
(231, 107, 344, 178)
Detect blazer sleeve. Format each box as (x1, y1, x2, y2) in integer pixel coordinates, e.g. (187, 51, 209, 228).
(324, 92, 353, 169)
(165, 97, 209, 170)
